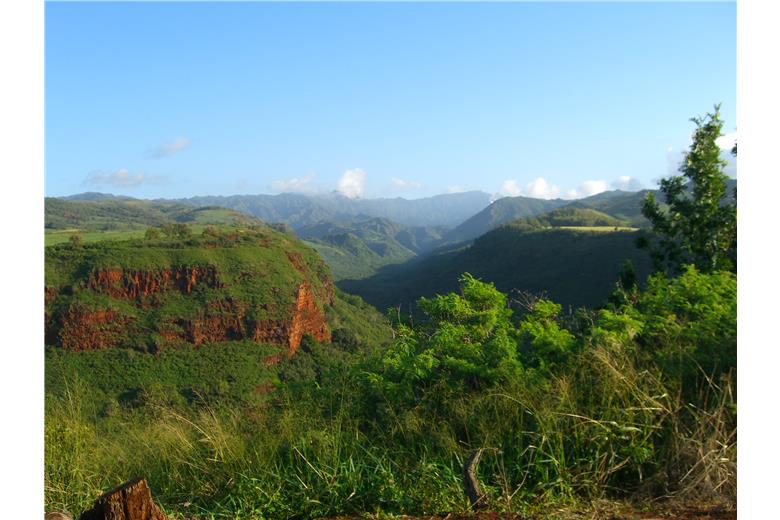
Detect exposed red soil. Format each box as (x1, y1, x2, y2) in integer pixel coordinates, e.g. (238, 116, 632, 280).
(58, 306, 134, 351)
(88, 266, 222, 299)
(45, 286, 59, 305)
(56, 269, 332, 357)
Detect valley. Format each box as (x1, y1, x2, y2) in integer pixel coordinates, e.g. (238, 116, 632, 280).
(43, 177, 736, 519)
(37, 2, 741, 517)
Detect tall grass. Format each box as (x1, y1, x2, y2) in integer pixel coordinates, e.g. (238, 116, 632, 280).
(45, 334, 735, 518)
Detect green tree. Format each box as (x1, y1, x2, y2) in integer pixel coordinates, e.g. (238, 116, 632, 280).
(68, 234, 83, 247)
(517, 299, 577, 370)
(378, 273, 521, 397)
(159, 222, 192, 239)
(144, 227, 161, 240)
(639, 104, 736, 273)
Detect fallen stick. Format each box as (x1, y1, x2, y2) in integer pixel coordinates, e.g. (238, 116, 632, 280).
(463, 448, 487, 510)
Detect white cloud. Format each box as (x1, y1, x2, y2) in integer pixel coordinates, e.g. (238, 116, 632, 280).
(611, 176, 643, 191)
(270, 173, 317, 194)
(716, 132, 737, 151)
(147, 137, 190, 159)
(390, 177, 422, 190)
(84, 168, 159, 188)
(447, 185, 466, 194)
(579, 180, 609, 197)
(561, 180, 609, 200)
(498, 179, 522, 197)
(524, 177, 561, 199)
(337, 168, 366, 198)
(495, 177, 560, 200)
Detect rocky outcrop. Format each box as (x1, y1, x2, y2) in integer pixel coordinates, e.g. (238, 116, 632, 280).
(177, 298, 248, 346)
(58, 306, 134, 351)
(289, 281, 331, 353)
(161, 282, 331, 357)
(49, 251, 335, 357)
(253, 281, 331, 355)
(88, 266, 221, 299)
(286, 251, 306, 272)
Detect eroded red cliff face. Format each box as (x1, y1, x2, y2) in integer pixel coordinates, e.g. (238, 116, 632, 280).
(166, 282, 331, 355)
(88, 266, 221, 299)
(58, 306, 134, 351)
(53, 264, 333, 359)
(253, 281, 331, 356)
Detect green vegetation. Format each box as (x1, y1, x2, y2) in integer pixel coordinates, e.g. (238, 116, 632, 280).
(298, 217, 446, 280)
(46, 226, 327, 322)
(305, 233, 406, 280)
(513, 206, 629, 229)
(568, 190, 653, 228)
(44, 104, 736, 517)
(44, 198, 261, 245)
(45, 222, 392, 357)
(443, 195, 566, 244)
(46, 268, 735, 517)
(341, 226, 653, 314)
(45, 341, 283, 413)
(640, 105, 737, 274)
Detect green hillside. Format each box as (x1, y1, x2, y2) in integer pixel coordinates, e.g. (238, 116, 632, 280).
(45, 198, 262, 245)
(443, 195, 566, 244)
(45, 224, 392, 404)
(505, 206, 632, 230)
(341, 226, 653, 313)
(297, 217, 447, 280)
(567, 190, 652, 227)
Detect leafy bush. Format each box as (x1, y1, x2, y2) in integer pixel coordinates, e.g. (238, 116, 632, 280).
(46, 268, 736, 517)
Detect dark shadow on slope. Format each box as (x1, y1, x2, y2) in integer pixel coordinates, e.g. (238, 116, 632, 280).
(339, 228, 653, 315)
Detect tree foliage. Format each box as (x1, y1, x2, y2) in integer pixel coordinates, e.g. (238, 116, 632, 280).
(640, 105, 736, 273)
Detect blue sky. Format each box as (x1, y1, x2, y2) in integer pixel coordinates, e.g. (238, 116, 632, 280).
(45, 1, 736, 200)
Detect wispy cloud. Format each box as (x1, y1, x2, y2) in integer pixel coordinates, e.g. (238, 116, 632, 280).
(497, 177, 561, 200)
(337, 168, 366, 198)
(447, 185, 466, 194)
(390, 177, 422, 190)
(611, 176, 643, 191)
(84, 168, 161, 188)
(564, 180, 609, 200)
(146, 137, 190, 159)
(495, 176, 626, 202)
(269, 173, 317, 194)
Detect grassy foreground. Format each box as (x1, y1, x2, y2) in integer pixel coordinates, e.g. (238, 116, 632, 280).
(45, 267, 736, 518)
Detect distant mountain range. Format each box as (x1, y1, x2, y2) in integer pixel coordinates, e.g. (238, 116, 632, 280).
(51, 180, 735, 287)
(61, 190, 494, 229)
(169, 191, 494, 229)
(442, 190, 654, 244)
(58, 188, 648, 239)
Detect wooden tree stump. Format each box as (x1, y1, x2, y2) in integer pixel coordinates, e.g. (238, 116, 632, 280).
(80, 477, 167, 520)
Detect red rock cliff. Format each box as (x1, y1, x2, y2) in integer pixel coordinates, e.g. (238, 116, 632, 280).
(253, 281, 331, 356)
(58, 306, 134, 352)
(54, 268, 332, 358)
(88, 266, 221, 299)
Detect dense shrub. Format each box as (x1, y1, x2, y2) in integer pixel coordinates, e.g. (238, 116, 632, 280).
(46, 268, 736, 517)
